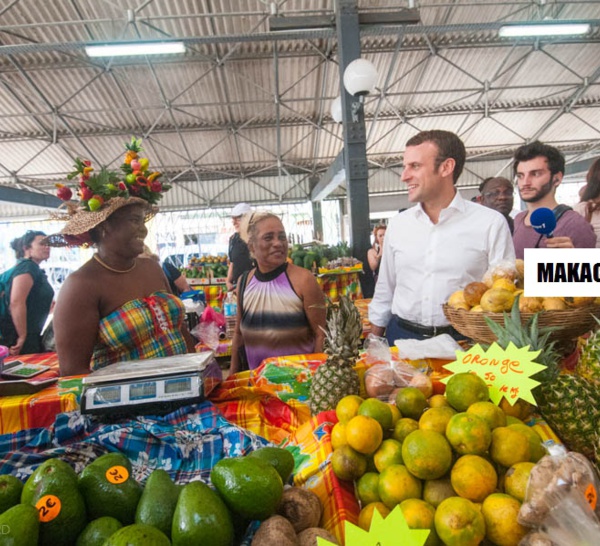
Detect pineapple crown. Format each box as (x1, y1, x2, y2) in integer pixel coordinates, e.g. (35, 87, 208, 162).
(322, 296, 362, 360)
(484, 296, 560, 383)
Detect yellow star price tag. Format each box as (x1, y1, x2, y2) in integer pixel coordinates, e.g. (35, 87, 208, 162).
(317, 506, 430, 546)
(441, 342, 546, 406)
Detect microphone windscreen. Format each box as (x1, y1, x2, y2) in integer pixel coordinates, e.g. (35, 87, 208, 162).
(530, 207, 556, 236)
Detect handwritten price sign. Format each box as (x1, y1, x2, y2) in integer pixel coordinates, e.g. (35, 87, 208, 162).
(318, 506, 429, 546)
(441, 342, 546, 406)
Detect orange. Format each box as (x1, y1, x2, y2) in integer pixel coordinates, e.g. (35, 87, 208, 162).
(336, 394, 364, 423)
(378, 464, 422, 509)
(466, 400, 507, 430)
(444, 373, 489, 412)
(427, 394, 450, 408)
(423, 478, 457, 508)
(399, 498, 440, 546)
(450, 454, 498, 503)
(445, 412, 492, 455)
(419, 406, 456, 435)
(482, 493, 528, 546)
(357, 472, 381, 505)
(330, 422, 348, 450)
(402, 430, 453, 480)
(504, 462, 535, 502)
(507, 424, 546, 463)
(358, 398, 394, 431)
(434, 497, 486, 546)
(395, 387, 429, 420)
(490, 427, 531, 467)
(505, 415, 525, 426)
(392, 418, 419, 444)
(428, 394, 450, 408)
(388, 403, 401, 426)
(373, 438, 404, 472)
(358, 502, 390, 531)
(346, 415, 383, 455)
(330, 444, 367, 481)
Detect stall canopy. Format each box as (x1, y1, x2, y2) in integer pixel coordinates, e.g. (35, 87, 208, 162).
(0, 0, 599, 221)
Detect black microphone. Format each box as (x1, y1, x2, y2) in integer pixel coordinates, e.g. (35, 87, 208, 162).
(530, 207, 556, 238)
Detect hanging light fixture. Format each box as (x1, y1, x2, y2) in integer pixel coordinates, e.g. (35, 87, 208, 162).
(330, 96, 343, 123)
(85, 41, 186, 57)
(499, 22, 590, 38)
(343, 59, 379, 96)
(341, 59, 379, 123)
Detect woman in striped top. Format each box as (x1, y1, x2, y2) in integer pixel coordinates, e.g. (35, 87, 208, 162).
(229, 212, 326, 374)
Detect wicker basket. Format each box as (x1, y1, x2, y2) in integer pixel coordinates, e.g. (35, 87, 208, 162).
(443, 304, 600, 344)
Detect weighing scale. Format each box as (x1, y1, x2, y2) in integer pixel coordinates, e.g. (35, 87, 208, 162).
(81, 352, 214, 417)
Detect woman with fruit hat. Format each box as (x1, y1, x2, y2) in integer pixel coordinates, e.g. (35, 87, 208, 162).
(228, 211, 326, 374)
(47, 138, 196, 376)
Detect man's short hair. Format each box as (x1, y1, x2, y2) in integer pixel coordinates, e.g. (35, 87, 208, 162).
(479, 176, 513, 194)
(406, 130, 466, 184)
(513, 140, 565, 177)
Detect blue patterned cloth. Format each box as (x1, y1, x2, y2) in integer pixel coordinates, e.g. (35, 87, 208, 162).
(0, 401, 270, 485)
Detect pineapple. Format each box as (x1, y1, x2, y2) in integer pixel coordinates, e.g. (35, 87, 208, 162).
(309, 296, 361, 414)
(485, 301, 600, 461)
(576, 316, 600, 383)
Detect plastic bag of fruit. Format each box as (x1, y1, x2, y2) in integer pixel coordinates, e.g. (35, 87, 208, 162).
(518, 444, 600, 545)
(363, 336, 432, 401)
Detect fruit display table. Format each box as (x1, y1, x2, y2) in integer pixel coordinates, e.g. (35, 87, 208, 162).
(0, 353, 80, 435)
(316, 270, 363, 302)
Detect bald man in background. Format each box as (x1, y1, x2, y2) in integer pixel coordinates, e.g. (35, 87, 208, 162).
(479, 176, 515, 234)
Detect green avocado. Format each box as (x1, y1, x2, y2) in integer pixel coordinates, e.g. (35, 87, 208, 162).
(171, 481, 234, 546)
(78, 452, 142, 525)
(76, 516, 123, 546)
(135, 469, 181, 538)
(210, 456, 283, 521)
(0, 474, 23, 515)
(247, 446, 295, 484)
(20, 458, 86, 546)
(0, 503, 39, 546)
(104, 523, 170, 546)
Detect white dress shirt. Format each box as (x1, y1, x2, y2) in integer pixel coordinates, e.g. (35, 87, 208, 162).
(369, 191, 515, 329)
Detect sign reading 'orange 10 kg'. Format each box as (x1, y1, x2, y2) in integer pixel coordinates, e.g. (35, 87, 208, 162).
(441, 343, 547, 407)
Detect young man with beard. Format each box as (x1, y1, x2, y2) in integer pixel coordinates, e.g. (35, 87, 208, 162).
(512, 141, 596, 259)
(479, 176, 515, 234)
(369, 130, 515, 344)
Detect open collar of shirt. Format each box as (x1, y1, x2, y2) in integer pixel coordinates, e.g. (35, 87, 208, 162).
(413, 190, 465, 224)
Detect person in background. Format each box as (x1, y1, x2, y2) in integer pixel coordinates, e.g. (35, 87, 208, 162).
(226, 202, 254, 292)
(574, 157, 600, 248)
(162, 258, 193, 295)
(478, 176, 515, 234)
(1, 231, 54, 355)
(512, 141, 596, 258)
(369, 130, 515, 344)
(229, 211, 326, 374)
(140, 246, 192, 296)
(367, 224, 387, 287)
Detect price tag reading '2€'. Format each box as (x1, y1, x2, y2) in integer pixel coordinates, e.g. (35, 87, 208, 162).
(105, 465, 129, 484)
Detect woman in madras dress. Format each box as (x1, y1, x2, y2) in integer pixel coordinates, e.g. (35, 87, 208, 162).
(48, 143, 196, 376)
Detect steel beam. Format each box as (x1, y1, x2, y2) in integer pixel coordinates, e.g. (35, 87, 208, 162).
(0, 185, 61, 208)
(311, 151, 345, 201)
(336, 0, 374, 298)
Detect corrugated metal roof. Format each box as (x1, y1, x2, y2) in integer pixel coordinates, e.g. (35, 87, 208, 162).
(1, 0, 599, 218)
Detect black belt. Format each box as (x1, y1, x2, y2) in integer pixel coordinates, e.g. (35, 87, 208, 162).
(393, 315, 454, 338)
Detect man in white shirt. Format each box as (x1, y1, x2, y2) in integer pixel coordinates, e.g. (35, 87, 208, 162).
(369, 130, 515, 343)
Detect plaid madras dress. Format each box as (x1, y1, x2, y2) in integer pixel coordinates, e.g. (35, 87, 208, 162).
(91, 291, 188, 371)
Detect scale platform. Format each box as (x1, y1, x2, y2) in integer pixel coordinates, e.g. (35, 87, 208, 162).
(81, 352, 214, 417)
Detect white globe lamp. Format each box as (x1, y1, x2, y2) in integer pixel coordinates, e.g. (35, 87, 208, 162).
(343, 58, 378, 96)
(330, 96, 343, 123)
